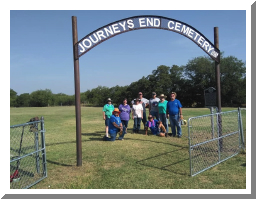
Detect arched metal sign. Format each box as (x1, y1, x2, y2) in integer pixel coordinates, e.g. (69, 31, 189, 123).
(75, 15, 220, 63)
(72, 15, 221, 166)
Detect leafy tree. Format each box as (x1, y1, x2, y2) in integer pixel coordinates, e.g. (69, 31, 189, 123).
(16, 93, 30, 107)
(220, 56, 246, 106)
(10, 53, 245, 108)
(30, 89, 54, 107)
(126, 76, 151, 102)
(182, 56, 215, 107)
(10, 89, 17, 107)
(85, 86, 111, 106)
(110, 85, 129, 106)
(182, 54, 246, 107)
(169, 65, 184, 92)
(147, 65, 172, 96)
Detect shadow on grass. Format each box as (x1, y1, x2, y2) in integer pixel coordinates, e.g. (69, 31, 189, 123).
(124, 137, 187, 148)
(81, 130, 188, 148)
(46, 159, 72, 167)
(46, 140, 77, 147)
(81, 131, 104, 137)
(45, 131, 105, 146)
(136, 147, 190, 176)
(82, 131, 106, 141)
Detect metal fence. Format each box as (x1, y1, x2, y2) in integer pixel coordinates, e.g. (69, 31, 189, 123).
(188, 108, 245, 176)
(10, 117, 47, 189)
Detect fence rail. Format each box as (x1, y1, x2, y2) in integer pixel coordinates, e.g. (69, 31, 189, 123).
(188, 108, 245, 176)
(10, 116, 47, 189)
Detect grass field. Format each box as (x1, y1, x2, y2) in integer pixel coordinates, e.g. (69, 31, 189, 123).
(10, 106, 246, 189)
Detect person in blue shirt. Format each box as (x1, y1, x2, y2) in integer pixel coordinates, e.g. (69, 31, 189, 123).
(145, 115, 166, 137)
(103, 108, 124, 141)
(167, 92, 183, 138)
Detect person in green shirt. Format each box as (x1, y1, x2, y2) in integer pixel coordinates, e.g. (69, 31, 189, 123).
(103, 98, 115, 137)
(157, 94, 169, 137)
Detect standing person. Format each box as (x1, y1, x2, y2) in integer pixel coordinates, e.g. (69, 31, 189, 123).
(103, 98, 114, 137)
(103, 108, 123, 141)
(137, 92, 149, 130)
(132, 98, 143, 133)
(167, 92, 183, 138)
(157, 94, 169, 137)
(149, 92, 160, 120)
(119, 98, 131, 136)
(145, 115, 166, 137)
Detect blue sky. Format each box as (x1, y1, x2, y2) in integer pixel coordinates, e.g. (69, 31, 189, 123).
(10, 8, 249, 95)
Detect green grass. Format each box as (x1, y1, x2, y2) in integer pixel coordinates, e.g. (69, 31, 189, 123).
(10, 106, 246, 189)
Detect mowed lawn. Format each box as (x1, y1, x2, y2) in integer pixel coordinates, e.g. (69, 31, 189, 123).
(10, 106, 246, 189)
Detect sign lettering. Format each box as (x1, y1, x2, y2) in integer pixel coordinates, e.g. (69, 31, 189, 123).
(76, 16, 220, 63)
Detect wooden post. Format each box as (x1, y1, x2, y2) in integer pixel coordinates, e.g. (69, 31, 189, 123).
(214, 27, 222, 152)
(72, 16, 82, 166)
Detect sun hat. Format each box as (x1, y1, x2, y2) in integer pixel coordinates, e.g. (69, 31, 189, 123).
(158, 94, 167, 98)
(107, 98, 112, 101)
(112, 108, 121, 114)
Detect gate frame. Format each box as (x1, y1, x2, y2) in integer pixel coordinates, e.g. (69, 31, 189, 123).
(10, 116, 47, 189)
(188, 109, 244, 177)
(72, 15, 221, 166)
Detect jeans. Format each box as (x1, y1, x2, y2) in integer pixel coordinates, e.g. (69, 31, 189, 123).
(104, 132, 117, 141)
(120, 120, 129, 139)
(121, 120, 129, 129)
(169, 115, 182, 137)
(142, 112, 147, 124)
(150, 111, 159, 120)
(159, 113, 169, 133)
(133, 117, 142, 132)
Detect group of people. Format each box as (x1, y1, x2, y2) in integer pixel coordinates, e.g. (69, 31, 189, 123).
(102, 91, 183, 141)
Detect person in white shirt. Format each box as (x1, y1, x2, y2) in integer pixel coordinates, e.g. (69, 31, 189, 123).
(149, 92, 160, 120)
(137, 92, 149, 130)
(132, 98, 144, 133)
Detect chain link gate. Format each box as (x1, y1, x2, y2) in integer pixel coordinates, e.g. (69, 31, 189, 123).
(10, 116, 47, 189)
(188, 109, 245, 177)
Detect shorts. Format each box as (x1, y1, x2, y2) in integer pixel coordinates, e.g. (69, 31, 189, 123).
(105, 117, 110, 126)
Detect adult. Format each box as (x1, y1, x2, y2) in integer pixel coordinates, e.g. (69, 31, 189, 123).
(145, 115, 166, 137)
(149, 92, 160, 120)
(157, 94, 169, 137)
(137, 92, 149, 130)
(103, 98, 115, 137)
(167, 92, 183, 138)
(132, 98, 143, 133)
(119, 98, 131, 135)
(103, 108, 124, 141)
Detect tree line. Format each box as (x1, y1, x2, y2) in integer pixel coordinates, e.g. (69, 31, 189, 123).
(10, 53, 246, 108)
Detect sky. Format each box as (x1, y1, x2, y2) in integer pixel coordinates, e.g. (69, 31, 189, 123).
(9, 8, 249, 96)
